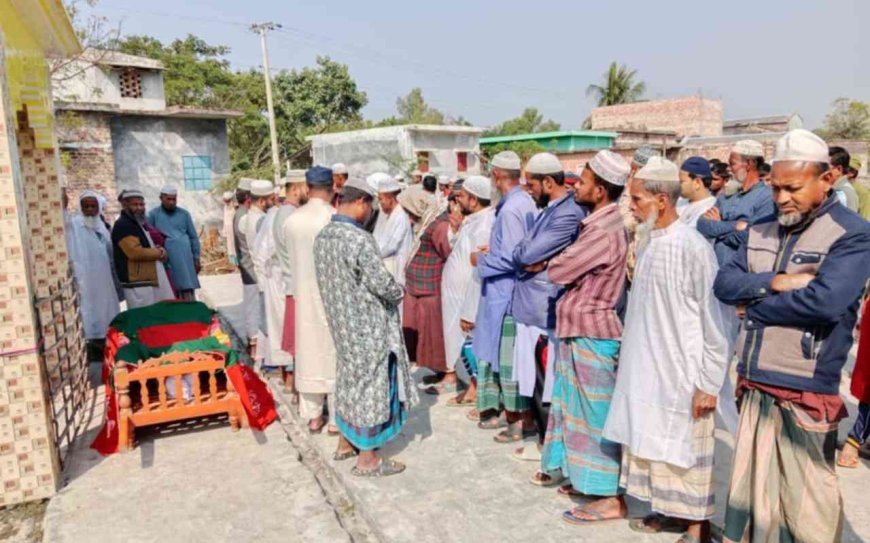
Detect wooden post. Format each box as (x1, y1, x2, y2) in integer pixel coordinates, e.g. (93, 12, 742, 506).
(115, 360, 133, 453)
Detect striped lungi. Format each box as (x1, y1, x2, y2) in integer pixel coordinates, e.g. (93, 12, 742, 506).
(540, 337, 622, 496)
(723, 389, 843, 543)
(620, 412, 716, 521)
(477, 315, 527, 414)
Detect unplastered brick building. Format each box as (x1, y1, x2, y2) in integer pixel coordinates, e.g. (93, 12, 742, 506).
(590, 95, 724, 138)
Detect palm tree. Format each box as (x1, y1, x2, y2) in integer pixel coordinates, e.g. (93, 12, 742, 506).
(586, 62, 646, 107)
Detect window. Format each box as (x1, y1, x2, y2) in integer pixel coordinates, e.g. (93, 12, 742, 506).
(416, 151, 430, 172)
(183, 155, 213, 191)
(456, 151, 468, 172)
(118, 68, 143, 98)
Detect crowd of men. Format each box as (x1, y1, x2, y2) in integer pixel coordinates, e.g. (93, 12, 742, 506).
(68, 126, 870, 542)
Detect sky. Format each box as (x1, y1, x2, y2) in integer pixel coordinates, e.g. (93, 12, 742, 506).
(81, 0, 869, 130)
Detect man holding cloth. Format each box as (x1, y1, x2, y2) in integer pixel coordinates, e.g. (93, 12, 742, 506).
(147, 185, 201, 301)
(233, 178, 259, 353)
(715, 129, 870, 543)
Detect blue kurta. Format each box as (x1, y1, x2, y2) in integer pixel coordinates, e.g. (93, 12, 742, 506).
(147, 206, 201, 291)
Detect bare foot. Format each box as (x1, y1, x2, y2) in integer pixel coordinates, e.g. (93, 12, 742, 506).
(562, 497, 628, 525)
(838, 441, 861, 468)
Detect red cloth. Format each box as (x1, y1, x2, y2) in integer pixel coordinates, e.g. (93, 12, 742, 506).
(737, 378, 847, 424)
(850, 301, 870, 403)
(281, 296, 296, 356)
(403, 292, 447, 372)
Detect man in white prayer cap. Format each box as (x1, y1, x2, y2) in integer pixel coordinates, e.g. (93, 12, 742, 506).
(222, 190, 237, 266)
(331, 163, 349, 208)
(147, 185, 201, 301)
(371, 174, 413, 289)
(715, 129, 870, 543)
(244, 179, 276, 364)
(601, 157, 731, 541)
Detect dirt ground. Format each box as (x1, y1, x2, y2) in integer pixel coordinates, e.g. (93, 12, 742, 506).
(0, 500, 48, 543)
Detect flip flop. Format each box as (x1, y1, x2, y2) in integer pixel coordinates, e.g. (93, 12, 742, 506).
(478, 416, 507, 430)
(676, 532, 703, 543)
(421, 372, 446, 385)
(333, 449, 358, 462)
(494, 426, 534, 443)
(351, 459, 406, 478)
(558, 484, 586, 499)
(629, 514, 690, 534)
(511, 445, 542, 462)
(308, 421, 326, 434)
(562, 506, 625, 526)
(447, 395, 476, 407)
(529, 471, 565, 488)
(424, 382, 464, 395)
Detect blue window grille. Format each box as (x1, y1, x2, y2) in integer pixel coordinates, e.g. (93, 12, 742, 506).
(183, 155, 213, 191)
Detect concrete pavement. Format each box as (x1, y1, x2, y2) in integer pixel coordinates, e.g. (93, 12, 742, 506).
(200, 272, 870, 543)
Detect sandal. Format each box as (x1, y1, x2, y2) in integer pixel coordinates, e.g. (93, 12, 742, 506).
(478, 415, 507, 430)
(494, 425, 535, 443)
(529, 471, 565, 488)
(425, 381, 464, 395)
(308, 417, 326, 434)
(447, 395, 476, 407)
(558, 484, 585, 498)
(562, 505, 626, 526)
(511, 445, 541, 462)
(837, 442, 861, 468)
(629, 514, 690, 534)
(350, 459, 406, 478)
(327, 424, 340, 436)
(333, 449, 358, 462)
(422, 372, 446, 385)
(676, 533, 703, 543)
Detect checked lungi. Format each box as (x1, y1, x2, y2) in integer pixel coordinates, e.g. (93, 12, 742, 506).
(477, 315, 528, 414)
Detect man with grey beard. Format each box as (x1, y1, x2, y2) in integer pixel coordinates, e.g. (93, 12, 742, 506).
(714, 129, 870, 543)
(111, 190, 174, 308)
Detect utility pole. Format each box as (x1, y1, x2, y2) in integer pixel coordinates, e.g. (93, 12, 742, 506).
(251, 22, 282, 184)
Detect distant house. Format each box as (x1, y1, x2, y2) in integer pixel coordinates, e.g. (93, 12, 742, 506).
(308, 125, 484, 179)
(722, 114, 803, 135)
(53, 50, 241, 225)
(480, 130, 619, 174)
(590, 96, 724, 138)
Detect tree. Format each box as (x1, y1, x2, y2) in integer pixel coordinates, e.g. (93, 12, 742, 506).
(481, 141, 546, 162)
(586, 62, 646, 107)
(394, 88, 445, 125)
(484, 107, 560, 137)
(52, 0, 121, 82)
(816, 98, 870, 141)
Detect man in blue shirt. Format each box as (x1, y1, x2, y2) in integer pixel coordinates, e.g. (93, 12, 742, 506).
(508, 153, 585, 445)
(471, 151, 538, 431)
(696, 140, 776, 266)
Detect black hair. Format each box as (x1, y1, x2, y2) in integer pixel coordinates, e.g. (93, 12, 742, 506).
(422, 175, 438, 193)
(235, 189, 251, 204)
(689, 173, 714, 189)
(307, 182, 334, 194)
(529, 172, 566, 186)
(474, 196, 492, 207)
(590, 170, 624, 202)
(712, 162, 730, 179)
(339, 186, 374, 205)
(758, 163, 771, 176)
(828, 146, 851, 173)
(709, 158, 722, 166)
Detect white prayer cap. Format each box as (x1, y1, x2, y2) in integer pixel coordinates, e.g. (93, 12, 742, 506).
(491, 150, 521, 171)
(588, 150, 631, 186)
(378, 176, 402, 194)
(121, 189, 144, 200)
(438, 174, 450, 186)
(284, 174, 306, 184)
(273, 186, 282, 196)
(732, 139, 764, 158)
(394, 174, 404, 182)
(524, 153, 563, 176)
(159, 185, 178, 195)
(635, 156, 680, 183)
(79, 189, 100, 202)
(332, 163, 348, 175)
(222, 191, 234, 201)
(772, 129, 829, 164)
(251, 179, 274, 197)
(462, 175, 492, 201)
(366, 172, 394, 193)
(238, 177, 254, 191)
(344, 177, 378, 198)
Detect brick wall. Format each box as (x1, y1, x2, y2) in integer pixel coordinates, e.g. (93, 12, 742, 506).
(590, 96, 723, 138)
(55, 111, 119, 219)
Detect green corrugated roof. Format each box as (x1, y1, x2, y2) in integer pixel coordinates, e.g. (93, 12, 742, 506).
(479, 130, 618, 145)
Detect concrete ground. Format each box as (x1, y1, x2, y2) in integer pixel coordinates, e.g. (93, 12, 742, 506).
(200, 273, 870, 543)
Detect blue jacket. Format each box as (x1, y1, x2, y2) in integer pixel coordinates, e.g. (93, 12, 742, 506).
(511, 192, 586, 330)
(714, 195, 870, 394)
(697, 181, 775, 266)
(472, 186, 538, 368)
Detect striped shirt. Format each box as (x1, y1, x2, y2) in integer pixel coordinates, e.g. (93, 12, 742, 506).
(548, 203, 628, 340)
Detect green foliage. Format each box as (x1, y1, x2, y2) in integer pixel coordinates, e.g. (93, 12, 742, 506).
(586, 61, 646, 107)
(481, 141, 546, 162)
(815, 98, 870, 141)
(393, 88, 445, 125)
(484, 107, 560, 137)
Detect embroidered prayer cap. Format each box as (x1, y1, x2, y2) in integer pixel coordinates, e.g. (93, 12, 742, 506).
(159, 185, 178, 195)
(79, 189, 100, 203)
(490, 150, 521, 171)
(238, 177, 254, 191)
(772, 129, 828, 164)
(344, 177, 377, 198)
(366, 172, 394, 193)
(732, 139, 765, 158)
(397, 185, 431, 217)
(681, 156, 712, 178)
(283, 173, 306, 184)
(636, 156, 680, 183)
(251, 180, 274, 197)
(121, 189, 144, 200)
(463, 175, 493, 201)
(222, 191, 234, 201)
(632, 146, 660, 167)
(305, 166, 333, 186)
(438, 174, 450, 186)
(331, 163, 348, 175)
(589, 150, 631, 186)
(525, 153, 563, 176)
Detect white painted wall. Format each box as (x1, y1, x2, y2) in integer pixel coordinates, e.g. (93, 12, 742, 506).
(53, 59, 166, 111)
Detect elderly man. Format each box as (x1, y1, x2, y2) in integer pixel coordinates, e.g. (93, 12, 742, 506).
(508, 153, 585, 445)
(472, 151, 538, 430)
(442, 176, 495, 406)
(372, 174, 413, 286)
(285, 166, 339, 434)
(273, 176, 310, 392)
(147, 186, 201, 301)
(714, 129, 870, 543)
(222, 191, 237, 266)
(532, 150, 631, 522)
(70, 191, 121, 348)
(678, 157, 717, 227)
(244, 180, 274, 365)
(111, 190, 174, 308)
(829, 146, 859, 212)
(233, 178, 260, 353)
(315, 177, 416, 477)
(331, 163, 348, 208)
(697, 140, 775, 266)
(602, 157, 731, 542)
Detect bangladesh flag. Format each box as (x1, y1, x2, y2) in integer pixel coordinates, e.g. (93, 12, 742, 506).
(91, 301, 277, 455)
